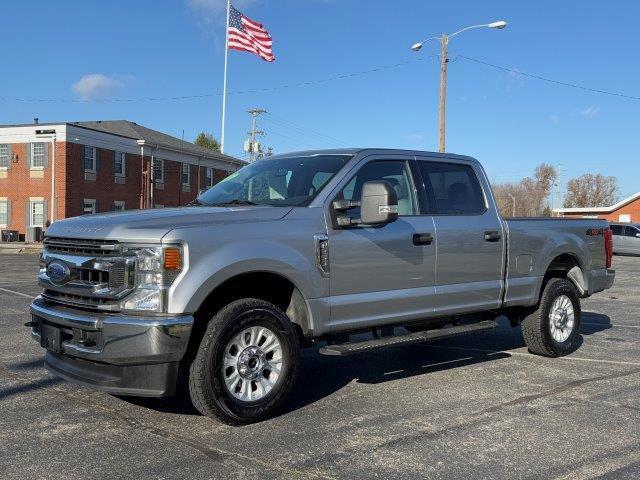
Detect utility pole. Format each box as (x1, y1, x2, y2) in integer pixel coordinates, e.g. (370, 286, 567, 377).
(438, 35, 448, 153)
(555, 163, 564, 216)
(507, 193, 516, 217)
(411, 21, 507, 153)
(244, 108, 267, 162)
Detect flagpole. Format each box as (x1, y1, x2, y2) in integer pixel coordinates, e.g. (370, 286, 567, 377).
(220, 0, 231, 154)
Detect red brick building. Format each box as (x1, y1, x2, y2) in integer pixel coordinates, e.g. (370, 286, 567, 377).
(0, 120, 244, 240)
(554, 192, 640, 223)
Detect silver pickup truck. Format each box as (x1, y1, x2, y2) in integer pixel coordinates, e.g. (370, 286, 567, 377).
(29, 149, 615, 424)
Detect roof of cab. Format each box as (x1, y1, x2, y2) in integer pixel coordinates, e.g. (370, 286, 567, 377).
(267, 148, 478, 163)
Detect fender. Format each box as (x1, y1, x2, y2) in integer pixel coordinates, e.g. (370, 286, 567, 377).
(168, 239, 326, 316)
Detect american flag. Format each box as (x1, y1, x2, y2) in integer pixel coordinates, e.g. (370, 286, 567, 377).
(228, 4, 275, 62)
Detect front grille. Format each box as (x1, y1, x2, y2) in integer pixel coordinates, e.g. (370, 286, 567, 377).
(42, 289, 113, 310)
(40, 237, 134, 310)
(78, 268, 110, 285)
(44, 237, 120, 256)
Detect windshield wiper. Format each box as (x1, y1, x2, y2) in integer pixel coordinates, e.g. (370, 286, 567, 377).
(210, 199, 261, 206)
(187, 198, 207, 206)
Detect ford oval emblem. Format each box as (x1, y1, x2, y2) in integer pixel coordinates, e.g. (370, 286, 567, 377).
(47, 261, 70, 284)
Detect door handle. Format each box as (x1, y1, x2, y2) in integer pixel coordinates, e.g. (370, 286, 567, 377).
(413, 233, 433, 246)
(484, 230, 501, 242)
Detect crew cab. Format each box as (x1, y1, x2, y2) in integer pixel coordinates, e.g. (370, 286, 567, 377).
(29, 149, 615, 424)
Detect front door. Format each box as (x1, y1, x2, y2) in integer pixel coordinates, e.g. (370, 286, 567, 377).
(326, 157, 437, 332)
(625, 225, 640, 254)
(416, 157, 505, 314)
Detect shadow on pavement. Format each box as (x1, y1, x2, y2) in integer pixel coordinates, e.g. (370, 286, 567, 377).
(0, 376, 62, 400)
(121, 312, 612, 419)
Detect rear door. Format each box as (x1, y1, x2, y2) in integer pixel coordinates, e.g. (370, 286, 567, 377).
(415, 158, 505, 314)
(326, 156, 437, 331)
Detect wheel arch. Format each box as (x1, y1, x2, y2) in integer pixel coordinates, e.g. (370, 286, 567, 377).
(194, 269, 313, 338)
(541, 252, 587, 298)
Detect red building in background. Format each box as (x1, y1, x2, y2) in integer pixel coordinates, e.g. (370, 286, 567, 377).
(0, 120, 244, 240)
(554, 192, 640, 223)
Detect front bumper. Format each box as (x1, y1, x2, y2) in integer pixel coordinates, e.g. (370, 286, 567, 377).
(29, 297, 194, 397)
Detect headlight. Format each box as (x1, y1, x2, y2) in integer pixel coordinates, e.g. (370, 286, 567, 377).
(110, 245, 183, 313)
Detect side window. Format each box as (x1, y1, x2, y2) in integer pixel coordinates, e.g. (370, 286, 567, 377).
(610, 225, 623, 236)
(0, 144, 9, 168)
(625, 227, 639, 238)
(338, 160, 418, 217)
(153, 158, 165, 182)
(418, 161, 486, 215)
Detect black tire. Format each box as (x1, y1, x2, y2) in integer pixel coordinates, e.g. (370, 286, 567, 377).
(188, 298, 299, 425)
(521, 278, 581, 357)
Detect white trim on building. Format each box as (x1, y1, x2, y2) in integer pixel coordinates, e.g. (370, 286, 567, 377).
(0, 123, 242, 173)
(553, 191, 640, 215)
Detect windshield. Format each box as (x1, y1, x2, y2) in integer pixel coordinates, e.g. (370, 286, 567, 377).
(197, 155, 352, 207)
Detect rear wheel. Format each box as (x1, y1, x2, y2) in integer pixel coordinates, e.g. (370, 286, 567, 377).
(188, 298, 299, 425)
(521, 278, 581, 357)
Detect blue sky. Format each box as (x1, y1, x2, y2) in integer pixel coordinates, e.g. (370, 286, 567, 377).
(2, 0, 639, 199)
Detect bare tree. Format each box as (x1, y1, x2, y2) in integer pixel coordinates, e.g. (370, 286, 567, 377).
(563, 174, 618, 208)
(493, 163, 557, 217)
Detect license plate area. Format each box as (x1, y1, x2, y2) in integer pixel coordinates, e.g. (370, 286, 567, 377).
(40, 323, 62, 353)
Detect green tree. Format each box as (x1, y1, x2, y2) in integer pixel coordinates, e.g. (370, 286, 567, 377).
(194, 132, 221, 153)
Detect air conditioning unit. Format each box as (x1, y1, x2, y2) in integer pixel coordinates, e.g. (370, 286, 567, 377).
(26, 227, 43, 243)
(1, 230, 19, 242)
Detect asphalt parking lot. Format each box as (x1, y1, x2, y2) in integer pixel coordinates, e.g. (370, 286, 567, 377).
(0, 254, 638, 480)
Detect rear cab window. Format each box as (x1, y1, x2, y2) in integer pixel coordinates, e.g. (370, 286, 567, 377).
(417, 161, 486, 215)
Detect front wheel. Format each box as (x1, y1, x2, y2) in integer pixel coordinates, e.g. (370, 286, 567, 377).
(188, 298, 299, 425)
(521, 278, 581, 357)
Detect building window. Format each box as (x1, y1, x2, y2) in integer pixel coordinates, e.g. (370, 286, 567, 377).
(181, 163, 191, 185)
(30, 200, 44, 227)
(83, 146, 96, 172)
(0, 144, 9, 169)
(153, 158, 164, 183)
(113, 201, 125, 212)
(114, 152, 126, 177)
(206, 167, 214, 187)
(31, 143, 46, 169)
(0, 200, 8, 227)
(83, 199, 96, 215)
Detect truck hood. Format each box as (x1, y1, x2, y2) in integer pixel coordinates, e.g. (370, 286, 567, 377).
(45, 206, 293, 242)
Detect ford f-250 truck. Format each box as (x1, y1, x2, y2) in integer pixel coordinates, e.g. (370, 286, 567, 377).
(29, 149, 615, 424)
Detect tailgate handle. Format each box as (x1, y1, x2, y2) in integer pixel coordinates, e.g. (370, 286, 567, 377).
(413, 233, 433, 246)
(484, 231, 501, 242)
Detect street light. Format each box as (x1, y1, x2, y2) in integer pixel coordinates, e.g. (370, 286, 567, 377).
(411, 20, 507, 152)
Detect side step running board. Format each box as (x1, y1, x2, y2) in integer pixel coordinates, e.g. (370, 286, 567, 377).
(319, 320, 498, 356)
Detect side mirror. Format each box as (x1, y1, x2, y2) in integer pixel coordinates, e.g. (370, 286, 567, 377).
(635, 233, 640, 238)
(360, 180, 398, 225)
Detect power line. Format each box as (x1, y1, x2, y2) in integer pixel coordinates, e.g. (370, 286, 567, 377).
(455, 54, 640, 102)
(262, 114, 346, 147)
(3, 53, 637, 105)
(0, 57, 438, 104)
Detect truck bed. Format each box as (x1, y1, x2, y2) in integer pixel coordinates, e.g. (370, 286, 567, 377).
(502, 217, 610, 308)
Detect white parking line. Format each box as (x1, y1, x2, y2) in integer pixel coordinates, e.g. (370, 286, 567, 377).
(0, 287, 36, 300)
(425, 344, 640, 367)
